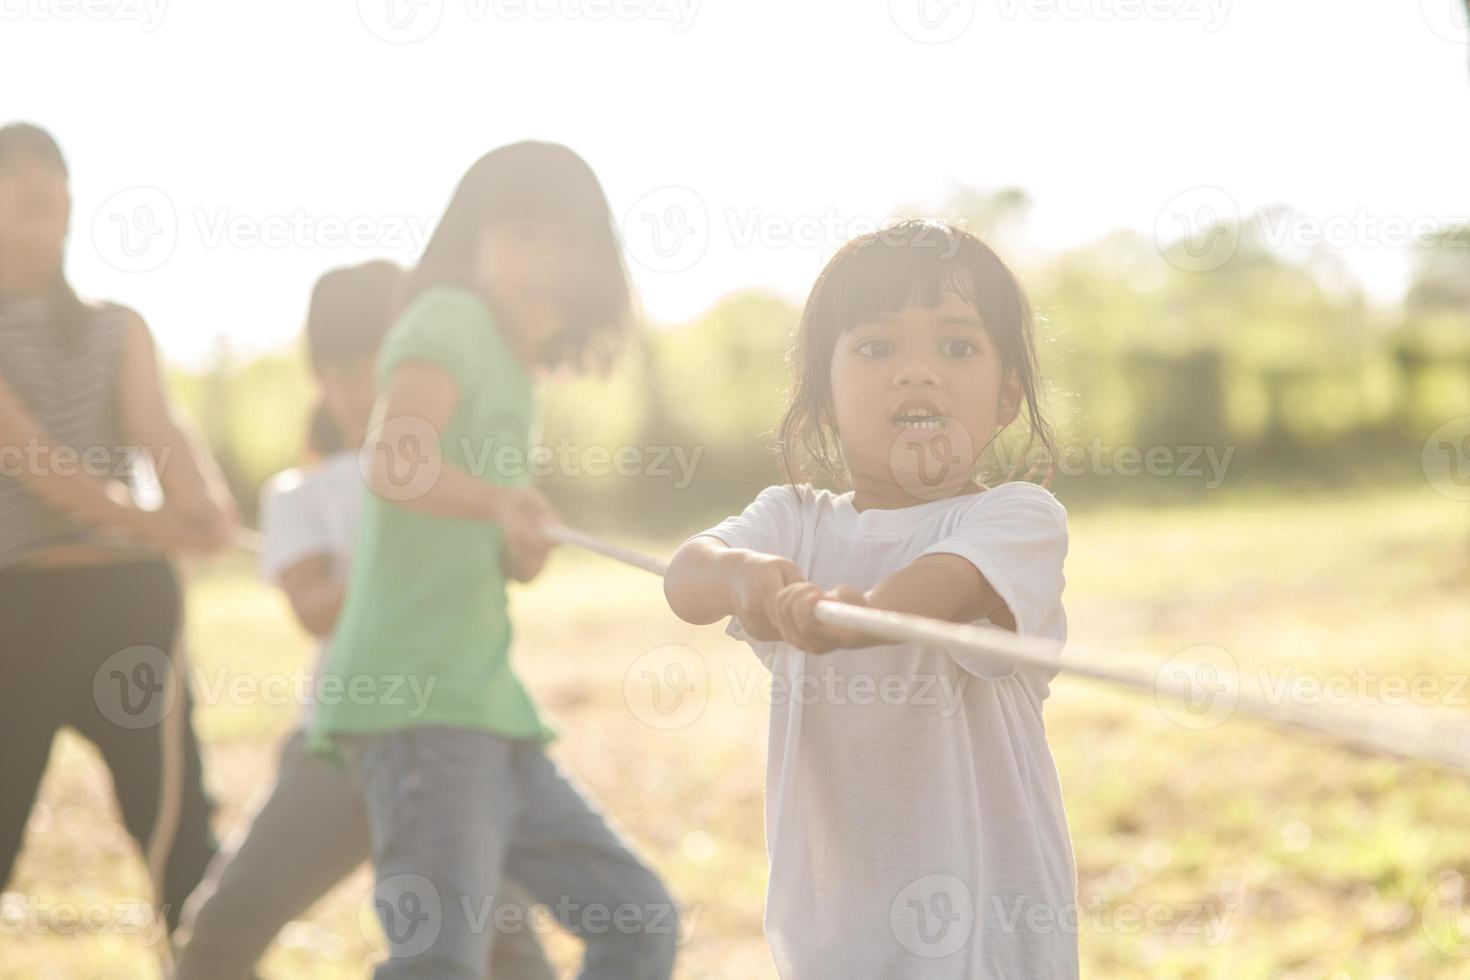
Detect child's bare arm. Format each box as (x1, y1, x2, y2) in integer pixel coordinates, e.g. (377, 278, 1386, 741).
(0, 356, 215, 552)
(865, 554, 1013, 628)
(368, 361, 508, 519)
(366, 362, 556, 573)
(664, 535, 805, 641)
(772, 554, 1013, 655)
(0, 369, 135, 530)
(275, 553, 347, 638)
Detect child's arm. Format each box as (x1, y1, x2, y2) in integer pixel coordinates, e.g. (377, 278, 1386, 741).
(777, 485, 1064, 657)
(0, 355, 212, 552)
(770, 554, 1014, 654)
(366, 361, 555, 576)
(502, 533, 552, 583)
(274, 553, 346, 638)
(664, 535, 807, 642)
(115, 310, 239, 551)
(666, 533, 1008, 654)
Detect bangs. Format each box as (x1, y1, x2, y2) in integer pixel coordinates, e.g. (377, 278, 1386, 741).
(406, 140, 635, 371)
(779, 220, 1056, 487)
(814, 223, 979, 340)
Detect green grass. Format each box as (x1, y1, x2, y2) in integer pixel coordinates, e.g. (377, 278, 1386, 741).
(5, 486, 1469, 978)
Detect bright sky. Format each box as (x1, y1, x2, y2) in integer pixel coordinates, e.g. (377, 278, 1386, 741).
(3, 0, 1468, 365)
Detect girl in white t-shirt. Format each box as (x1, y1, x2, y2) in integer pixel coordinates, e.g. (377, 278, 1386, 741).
(664, 220, 1078, 979)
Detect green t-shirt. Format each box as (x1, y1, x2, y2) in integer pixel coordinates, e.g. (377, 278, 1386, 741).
(308, 286, 552, 757)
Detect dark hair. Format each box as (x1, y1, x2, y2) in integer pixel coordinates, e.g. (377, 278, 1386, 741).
(404, 141, 632, 373)
(307, 259, 406, 372)
(307, 399, 346, 458)
(777, 220, 1058, 488)
(0, 122, 89, 348)
(304, 259, 406, 456)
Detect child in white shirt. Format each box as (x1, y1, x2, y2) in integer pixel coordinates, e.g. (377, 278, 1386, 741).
(665, 221, 1078, 979)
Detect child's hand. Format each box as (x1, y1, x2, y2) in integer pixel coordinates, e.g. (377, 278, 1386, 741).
(771, 583, 874, 654)
(503, 534, 554, 582)
(127, 504, 223, 554)
(727, 553, 806, 641)
(175, 487, 240, 555)
(490, 486, 558, 582)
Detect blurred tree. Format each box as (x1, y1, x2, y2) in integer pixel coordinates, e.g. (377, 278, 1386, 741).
(1406, 225, 1470, 317)
(167, 186, 1470, 521)
(169, 341, 310, 522)
(1398, 225, 1470, 435)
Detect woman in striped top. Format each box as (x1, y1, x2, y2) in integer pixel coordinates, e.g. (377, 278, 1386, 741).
(0, 122, 238, 950)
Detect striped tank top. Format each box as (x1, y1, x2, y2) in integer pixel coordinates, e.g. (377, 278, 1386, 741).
(0, 296, 134, 570)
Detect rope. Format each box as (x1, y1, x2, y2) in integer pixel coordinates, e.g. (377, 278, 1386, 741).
(145, 625, 185, 975)
(543, 525, 1470, 779)
(230, 523, 1470, 776)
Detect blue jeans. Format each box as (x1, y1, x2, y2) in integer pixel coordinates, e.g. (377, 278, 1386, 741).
(174, 730, 554, 980)
(347, 728, 679, 980)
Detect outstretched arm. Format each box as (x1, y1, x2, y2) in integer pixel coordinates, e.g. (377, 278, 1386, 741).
(664, 535, 806, 641)
(666, 534, 1010, 654)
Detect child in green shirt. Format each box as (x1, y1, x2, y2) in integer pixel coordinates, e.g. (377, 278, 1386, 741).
(312, 142, 676, 979)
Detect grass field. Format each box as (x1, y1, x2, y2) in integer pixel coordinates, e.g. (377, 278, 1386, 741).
(4, 485, 1469, 978)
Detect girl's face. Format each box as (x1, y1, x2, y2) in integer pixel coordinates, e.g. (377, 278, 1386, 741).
(0, 158, 69, 293)
(476, 219, 586, 361)
(828, 287, 1021, 507)
(318, 355, 377, 451)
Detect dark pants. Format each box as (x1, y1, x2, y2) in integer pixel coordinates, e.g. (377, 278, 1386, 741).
(0, 558, 217, 934)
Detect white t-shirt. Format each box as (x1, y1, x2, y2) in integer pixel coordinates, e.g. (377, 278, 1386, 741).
(258, 451, 364, 728)
(700, 481, 1079, 980)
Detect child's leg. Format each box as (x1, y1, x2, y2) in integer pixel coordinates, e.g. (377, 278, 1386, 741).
(176, 730, 557, 980)
(351, 727, 524, 980)
(173, 729, 373, 980)
(503, 743, 679, 980)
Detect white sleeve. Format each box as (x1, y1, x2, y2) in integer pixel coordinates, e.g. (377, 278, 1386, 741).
(692, 484, 805, 562)
(918, 482, 1069, 680)
(691, 484, 806, 663)
(258, 475, 332, 586)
